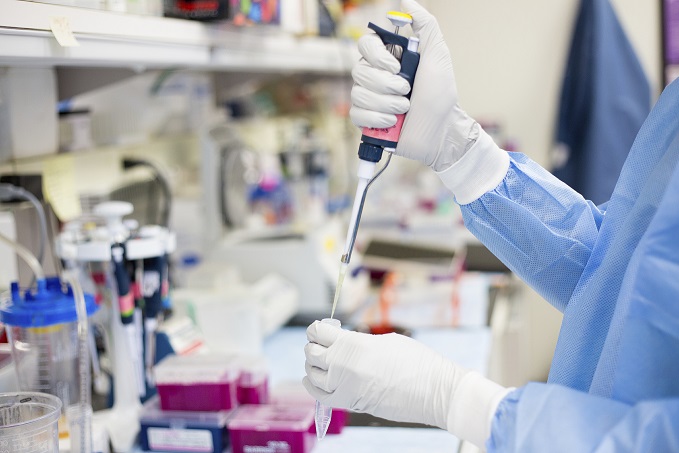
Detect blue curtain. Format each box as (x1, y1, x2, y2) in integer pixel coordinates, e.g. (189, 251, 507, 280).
(553, 0, 650, 205)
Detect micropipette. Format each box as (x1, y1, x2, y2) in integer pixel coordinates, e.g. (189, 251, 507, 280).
(319, 11, 422, 442)
(111, 244, 146, 397)
(142, 254, 163, 386)
(330, 11, 421, 319)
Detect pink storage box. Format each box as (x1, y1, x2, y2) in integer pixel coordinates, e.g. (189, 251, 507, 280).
(154, 354, 240, 412)
(227, 405, 316, 453)
(237, 371, 269, 405)
(236, 355, 269, 405)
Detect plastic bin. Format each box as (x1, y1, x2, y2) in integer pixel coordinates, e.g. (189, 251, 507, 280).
(0, 392, 62, 453)
(139, 397, 233, 453)
(154, 354, 240, 412)
(236, 356, 269, 405)
(227, 404, 315, 453)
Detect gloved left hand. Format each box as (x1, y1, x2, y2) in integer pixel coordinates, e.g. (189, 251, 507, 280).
(303, 320, 511, 448)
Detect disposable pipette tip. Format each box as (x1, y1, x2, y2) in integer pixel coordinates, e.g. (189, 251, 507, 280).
(330, 263, 348, 319)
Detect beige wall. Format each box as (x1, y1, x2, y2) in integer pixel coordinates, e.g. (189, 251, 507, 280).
(421, 0, 661, 166)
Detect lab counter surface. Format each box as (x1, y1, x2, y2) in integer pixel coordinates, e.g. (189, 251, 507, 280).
(126, 326, 491, 453)
(130, 427, 459, 453)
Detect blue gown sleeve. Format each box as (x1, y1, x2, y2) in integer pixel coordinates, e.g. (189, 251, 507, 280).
(487, 384, 679, 452)
(460, 153, 605, 312)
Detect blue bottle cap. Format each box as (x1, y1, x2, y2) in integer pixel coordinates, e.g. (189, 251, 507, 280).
(0, 277, 99, 328)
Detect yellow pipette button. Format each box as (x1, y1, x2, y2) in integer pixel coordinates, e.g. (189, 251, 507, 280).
(387, 11, 413, 27)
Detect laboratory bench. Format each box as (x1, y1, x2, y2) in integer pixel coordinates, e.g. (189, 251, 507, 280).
(128, 427, 460, 453)
(102, 326, 490, 453)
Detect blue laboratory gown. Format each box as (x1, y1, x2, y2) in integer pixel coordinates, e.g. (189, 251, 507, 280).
(463, 79, 679, 451)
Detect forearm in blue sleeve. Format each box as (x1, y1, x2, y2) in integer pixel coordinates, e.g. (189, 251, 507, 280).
(487, 383, 679, 452)
(461, 153, 604, 312)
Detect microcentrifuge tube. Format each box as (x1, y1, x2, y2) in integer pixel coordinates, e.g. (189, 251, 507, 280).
(315, 318, 341, 440)
(315, 400, 332, 440)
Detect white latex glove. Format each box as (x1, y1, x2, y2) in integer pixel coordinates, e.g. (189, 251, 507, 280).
(351, 0, 475, 171)
(303, 321, 512, 448)
(350, 0, 510, 204)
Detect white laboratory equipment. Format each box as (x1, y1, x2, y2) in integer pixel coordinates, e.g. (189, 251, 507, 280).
(173, 271, 299, 355)
(55, 201, 176, 453)
(212, 219, 369, 318)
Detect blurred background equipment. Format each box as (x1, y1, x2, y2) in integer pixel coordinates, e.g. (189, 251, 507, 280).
(116, 158, 173, 228)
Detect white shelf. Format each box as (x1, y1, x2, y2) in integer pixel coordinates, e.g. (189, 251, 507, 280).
(210, 32, 356, 74)
(0, 28, 210, 68)
(0, 0, 357, 73)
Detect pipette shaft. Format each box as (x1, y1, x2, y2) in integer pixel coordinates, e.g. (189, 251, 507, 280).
(341, 159, 377, 265)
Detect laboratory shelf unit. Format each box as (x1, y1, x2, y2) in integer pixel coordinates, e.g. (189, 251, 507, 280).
(0, 0, 357, 73)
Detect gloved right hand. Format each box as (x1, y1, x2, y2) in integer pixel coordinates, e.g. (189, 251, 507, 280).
(351, 0, 509, 204)
(351, 0, 475, 171)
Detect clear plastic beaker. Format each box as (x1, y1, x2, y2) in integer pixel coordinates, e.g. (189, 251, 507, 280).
(0, 392, 62, 453)
(0, 277, 98, 437)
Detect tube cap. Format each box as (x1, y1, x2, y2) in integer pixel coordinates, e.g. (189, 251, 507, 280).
(0, 277, 98, 328)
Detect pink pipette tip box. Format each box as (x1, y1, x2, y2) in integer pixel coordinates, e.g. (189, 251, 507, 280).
(227, 404, 316, 453)
(154, 354, 240, 412)
(237, 371, 269, 405)
(236, 356, 269, 405)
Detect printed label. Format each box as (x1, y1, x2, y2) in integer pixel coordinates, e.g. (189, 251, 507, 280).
(243, 441, 291, 453)
(362, 113, 406, 143)
(143, 270, 161, 297)
(148, 428, 213, 452)
(50, 17, 80, 47)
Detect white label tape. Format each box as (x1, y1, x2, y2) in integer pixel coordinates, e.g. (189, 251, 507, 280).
(50, 16, 80, 47)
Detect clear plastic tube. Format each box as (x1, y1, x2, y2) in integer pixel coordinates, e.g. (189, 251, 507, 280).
(63, 271, 93, 453)
(315, 400, 333, 440)
(0, 231, 45, 281)
(0, 183, 48, 266)
(315, 318, 341, 440)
